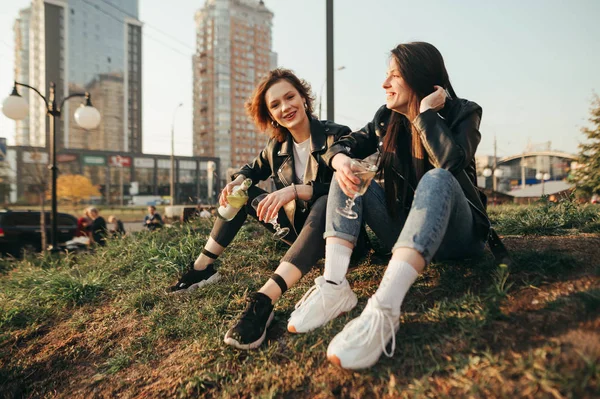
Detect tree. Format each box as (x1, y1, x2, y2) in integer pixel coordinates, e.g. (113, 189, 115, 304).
(50, 174, 101, 204)
(572, 94, 600, 197)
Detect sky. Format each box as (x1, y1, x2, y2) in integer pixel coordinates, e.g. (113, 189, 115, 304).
(1, 0, 599, 159)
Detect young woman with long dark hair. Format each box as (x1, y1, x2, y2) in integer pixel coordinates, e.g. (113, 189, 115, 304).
(288, 42, 493, 369)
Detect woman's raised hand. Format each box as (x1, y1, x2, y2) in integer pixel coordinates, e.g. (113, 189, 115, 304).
(256, 187, 295, 222)
(332, 153, 360, 197)
(419, 85, 447, 114)
(219, 175, 246, 207)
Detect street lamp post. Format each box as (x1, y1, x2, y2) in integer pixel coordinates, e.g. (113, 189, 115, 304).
(318, 66, 345, 119)
(483, 166, 504, 191)
(2, 81, 101, 251)
(170, 103, 183, 206)
(535, 171, 551, 197)
(326, 0, 334, 121)
(483, 166, 504, 205)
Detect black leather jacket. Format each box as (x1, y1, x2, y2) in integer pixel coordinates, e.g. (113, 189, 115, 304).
(234, 115, 351, 229)
(323, 99, 491, 241)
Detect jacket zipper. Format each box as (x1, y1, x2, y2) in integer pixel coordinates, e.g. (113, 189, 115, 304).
(278, 156, 292, 186)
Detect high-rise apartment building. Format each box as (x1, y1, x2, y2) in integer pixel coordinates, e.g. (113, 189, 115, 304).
(14, 0, 142, 153)
(13, 8, 31, 146)
(193, 0, 277, 181)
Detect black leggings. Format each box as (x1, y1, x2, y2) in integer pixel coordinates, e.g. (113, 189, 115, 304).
(209, 186, 327, 275)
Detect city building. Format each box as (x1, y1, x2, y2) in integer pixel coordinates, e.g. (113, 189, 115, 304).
(13, 0, 142, 153)
(476, 150, 576, 197)
(4, 146, 220, 206)
(192, 0, 277, 183)
(13, 8, 31, 146)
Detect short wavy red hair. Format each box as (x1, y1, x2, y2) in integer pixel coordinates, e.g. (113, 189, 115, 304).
(245, 68, 315, 142)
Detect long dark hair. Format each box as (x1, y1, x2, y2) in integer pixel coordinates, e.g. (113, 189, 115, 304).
(380, 42, 457, 218)
(245, 68, 315, 142)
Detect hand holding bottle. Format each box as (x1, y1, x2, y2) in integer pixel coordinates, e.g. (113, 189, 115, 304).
(217, 178, 252, 221)
(219, 175, 246, 207)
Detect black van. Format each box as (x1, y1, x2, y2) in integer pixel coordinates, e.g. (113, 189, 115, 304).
(0, 210, 78, 256)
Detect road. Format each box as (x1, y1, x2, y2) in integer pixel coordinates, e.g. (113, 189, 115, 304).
(123, 221, 145, 233)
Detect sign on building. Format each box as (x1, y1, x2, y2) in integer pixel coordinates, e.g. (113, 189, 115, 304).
(134, 157, 154, 168)
(57, 153, 79, 163)
(109, 155, 132, 167)
(23, 151, 49, 164)
(83, 155, 106, 165)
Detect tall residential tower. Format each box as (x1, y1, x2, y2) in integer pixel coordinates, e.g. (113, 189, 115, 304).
(14, 0, 142, 153)
(13, 7, 31, 146)
(193, 0, 277, 181)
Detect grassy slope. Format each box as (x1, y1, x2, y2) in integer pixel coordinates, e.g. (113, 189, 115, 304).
(0, 202, 599, 398)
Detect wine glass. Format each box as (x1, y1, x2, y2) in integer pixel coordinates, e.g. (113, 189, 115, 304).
(336, 159, 378, 219)
(252, 193, 290, 240)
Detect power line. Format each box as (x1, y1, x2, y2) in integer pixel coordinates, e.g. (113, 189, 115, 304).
(143, 32, 192, 58)
(80, 0, 251, 81)
(97, 0, 195, 52)
(0, 39, 12, 50)
(80, 0, 192, 58)
(96, 0, 253, 81)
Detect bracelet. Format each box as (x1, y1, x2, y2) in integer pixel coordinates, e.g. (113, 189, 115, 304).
(291, 183, 299, 200)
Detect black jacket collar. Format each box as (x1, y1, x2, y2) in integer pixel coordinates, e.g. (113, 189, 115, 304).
(278, 115, 327, 156)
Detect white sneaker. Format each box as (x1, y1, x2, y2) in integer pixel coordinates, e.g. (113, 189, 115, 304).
(287, 276, 357, 333)
(326, 296, 399, 370)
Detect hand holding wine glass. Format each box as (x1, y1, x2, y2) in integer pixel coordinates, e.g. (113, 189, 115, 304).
(331, 153, 362, 197)
(252, 193, 290, 240)
(335, 159, 378, 220)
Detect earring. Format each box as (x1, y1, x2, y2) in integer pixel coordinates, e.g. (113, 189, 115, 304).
(271, 120, 279, 128)
(304, 103, 307, 109)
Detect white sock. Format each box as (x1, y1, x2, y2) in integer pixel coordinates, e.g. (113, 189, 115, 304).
(374, 260, 419, 315)
(323, 243, 353, 285)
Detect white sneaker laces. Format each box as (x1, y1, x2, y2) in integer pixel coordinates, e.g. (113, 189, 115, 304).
(339, 304, 396, 358)
(294, 283, 326, 314)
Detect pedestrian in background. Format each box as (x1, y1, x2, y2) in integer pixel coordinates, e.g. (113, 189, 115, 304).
(86, 207, 108, 246)
(107, 215, 126, 236)
(75, 210, 92, 238)
(143, 205, 163, 231)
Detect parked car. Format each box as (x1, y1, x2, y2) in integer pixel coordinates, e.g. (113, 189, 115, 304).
(0, 210, 78, 257)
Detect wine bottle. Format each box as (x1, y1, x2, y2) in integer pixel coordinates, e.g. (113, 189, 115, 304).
(217, 178, 252, 221)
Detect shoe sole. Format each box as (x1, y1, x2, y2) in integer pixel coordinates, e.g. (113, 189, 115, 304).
(328, 354, 342, 367)
(223, 311, 274, 350)
(327, 351, 380, 370)
(288, 292, 358, 334)
(167, 272, 222, 295)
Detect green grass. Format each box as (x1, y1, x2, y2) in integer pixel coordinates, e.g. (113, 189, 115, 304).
(0, 201, 599, 398)
(489, 196, 600, 235)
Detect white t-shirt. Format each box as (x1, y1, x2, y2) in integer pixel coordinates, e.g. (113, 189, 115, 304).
(292, 138, 311, 183)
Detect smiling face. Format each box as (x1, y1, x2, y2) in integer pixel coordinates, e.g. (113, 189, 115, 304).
(382, 59, 413, 114)
(265, 80, 308, 131)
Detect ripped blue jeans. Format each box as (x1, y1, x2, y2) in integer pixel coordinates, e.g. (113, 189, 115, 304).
(324, 168, 485, 264)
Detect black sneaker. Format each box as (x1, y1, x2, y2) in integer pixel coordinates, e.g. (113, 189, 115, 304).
(223, 292, 274, 350)
(167, 263, 221, 294)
